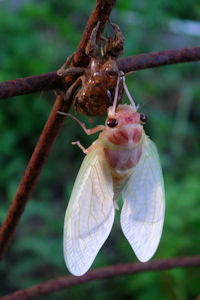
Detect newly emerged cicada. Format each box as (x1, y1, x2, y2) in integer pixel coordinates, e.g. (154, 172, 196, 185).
(59, 76, 165, 276)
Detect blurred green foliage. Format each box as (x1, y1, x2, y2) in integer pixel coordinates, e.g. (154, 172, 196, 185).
(0, 0, 200, 299)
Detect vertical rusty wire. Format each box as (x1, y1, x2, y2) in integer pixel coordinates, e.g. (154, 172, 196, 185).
(0, 95, 69, 258)
(0, 0, 116, 258)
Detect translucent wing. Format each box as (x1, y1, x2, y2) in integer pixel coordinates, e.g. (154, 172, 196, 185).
(121, 135, 165, 262)
(63, 147, 114, 276)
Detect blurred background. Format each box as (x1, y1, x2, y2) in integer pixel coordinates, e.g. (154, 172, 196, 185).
(0, 0, 200, 299)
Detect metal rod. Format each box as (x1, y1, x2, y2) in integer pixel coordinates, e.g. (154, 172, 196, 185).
(1, 46, 200, 100)
(2, 255, 200, 300)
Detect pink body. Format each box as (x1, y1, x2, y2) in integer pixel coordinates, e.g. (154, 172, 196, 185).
(98, 104, 144, 201)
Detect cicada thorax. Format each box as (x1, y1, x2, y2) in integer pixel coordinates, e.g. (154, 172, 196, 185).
(74, 57, 124, 116)
(99, 105, 144, 199)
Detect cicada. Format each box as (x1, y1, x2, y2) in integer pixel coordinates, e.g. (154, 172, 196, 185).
(60, 76, 165, 276)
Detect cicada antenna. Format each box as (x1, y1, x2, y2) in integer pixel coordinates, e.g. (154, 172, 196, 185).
(122, 74, 137, 110)
(110, 74, 120, 115)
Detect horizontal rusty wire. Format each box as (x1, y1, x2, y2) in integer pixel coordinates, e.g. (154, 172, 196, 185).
(0, 72, 62, 99)
(0, 0, 116, 259)
(0, 46, 200, 100)
(118, 45, 200, 73)
(2, 255, 200, 300)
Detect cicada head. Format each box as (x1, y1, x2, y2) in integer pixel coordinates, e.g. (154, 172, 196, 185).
(103, 104, 146, 147)
(108, 104, 140, 126)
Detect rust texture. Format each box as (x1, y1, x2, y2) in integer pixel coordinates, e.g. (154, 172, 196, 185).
(118, 46, 200, 73)
(2, 255, 200, 300)
(63, 0, 117, 91)
(0, 72, 61, 100)
(0, 94, 70, 258)
(0, 0, 116, 259)
(0, 46, 200, 100)
(72, 0, 116, 69)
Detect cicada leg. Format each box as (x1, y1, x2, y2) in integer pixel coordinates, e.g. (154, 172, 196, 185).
(65, 77, 82, 101)
(57, 66, 86, 78)
(57, 111, 104, 154)
(71, 141, 94, 154)
(103, 20, 125, 58)
(57, 53, 74, 76)
(57, 51, 86, 78)
(57, 111, 105, 135)
(55, 74, 82, 102)
(68, 114, 104, 154)
(109, 20, 125, 48)
(85, 21, 100, 58)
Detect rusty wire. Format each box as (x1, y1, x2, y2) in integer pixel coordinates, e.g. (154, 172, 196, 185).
(1, 46, 200, 100)
(0, 0, 116, 259)
(2, 255, 200, 300)
(0, 72, 62, 100)
(118, 46, 200, 73)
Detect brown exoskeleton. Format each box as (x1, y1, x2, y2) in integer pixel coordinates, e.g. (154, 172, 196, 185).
(57, 21, 125, 116)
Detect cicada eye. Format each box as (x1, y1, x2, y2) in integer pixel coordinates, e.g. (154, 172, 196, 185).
(140, 113, 147, 124)
(107, 118, 118, 128)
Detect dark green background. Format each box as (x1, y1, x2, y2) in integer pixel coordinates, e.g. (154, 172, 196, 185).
(0, 0, 200, 299)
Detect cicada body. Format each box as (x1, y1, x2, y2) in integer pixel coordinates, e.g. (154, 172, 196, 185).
(63, 101, 165, 276)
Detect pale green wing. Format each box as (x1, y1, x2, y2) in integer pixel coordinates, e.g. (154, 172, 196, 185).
(63, 147, 114, 276)
(121, 135, 165, 262)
